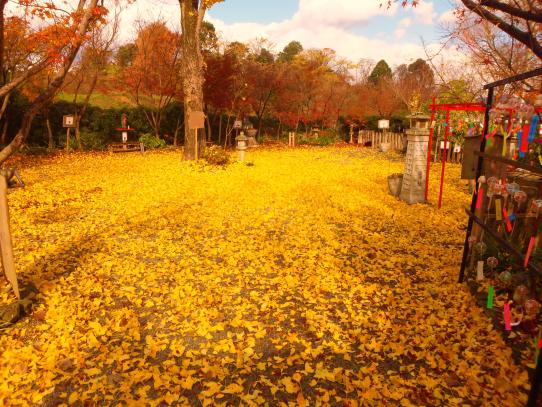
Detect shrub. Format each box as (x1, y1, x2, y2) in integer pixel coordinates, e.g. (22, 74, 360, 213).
(80, 130, 109, 150)
(203, 145, 230, 166)
(139, 133, 166, 149)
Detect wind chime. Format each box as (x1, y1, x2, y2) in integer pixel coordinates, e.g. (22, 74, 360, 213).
(466, 94, 542, 369)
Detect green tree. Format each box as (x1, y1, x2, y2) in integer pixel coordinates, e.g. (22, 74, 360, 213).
(368, 59, 391, 85)
(256, 48, 274, 64)
(200, 21, 218, 54)
(277, 41, 303, 63)
(116, 43, 136, 68)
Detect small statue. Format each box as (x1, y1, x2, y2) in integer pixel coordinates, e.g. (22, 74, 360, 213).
(121, 113, 127, 129)
(408, 92, 421, 114)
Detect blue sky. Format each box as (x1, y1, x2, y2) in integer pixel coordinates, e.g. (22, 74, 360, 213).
(209, 0, 298, 25)
(205, 0, 457, 65)
(122, 0, 459, 66)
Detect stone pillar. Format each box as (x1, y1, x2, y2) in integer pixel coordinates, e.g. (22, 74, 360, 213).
(399, 127, 429, 204)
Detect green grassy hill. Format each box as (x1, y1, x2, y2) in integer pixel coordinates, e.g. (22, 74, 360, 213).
(56, 91, 137, 109)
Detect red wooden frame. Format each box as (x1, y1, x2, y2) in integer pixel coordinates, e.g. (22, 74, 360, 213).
(425, 98, 486, 208)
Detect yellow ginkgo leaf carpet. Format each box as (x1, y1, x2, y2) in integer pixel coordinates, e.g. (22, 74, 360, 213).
(0, 147, 532, 406)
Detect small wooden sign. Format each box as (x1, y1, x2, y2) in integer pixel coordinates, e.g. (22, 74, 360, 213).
(378, 119, 389, 129)
(63, 115, 76, 128)
(233, 120, 242, 129)
(188, 111, 205, 129)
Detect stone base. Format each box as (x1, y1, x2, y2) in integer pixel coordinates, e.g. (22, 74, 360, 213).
(399, 129, 428, 204)
(399, 188, 426, 204)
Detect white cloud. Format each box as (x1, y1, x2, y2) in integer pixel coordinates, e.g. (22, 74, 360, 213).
(394, 17, 412, 39)
(116, 0, 455, 68)
(117, 0, 180, 43)
(439, 9, 456, 25)
(208, 14, 455, 67)
(412, 1, 437, 25)
(291, 0, 398, 27)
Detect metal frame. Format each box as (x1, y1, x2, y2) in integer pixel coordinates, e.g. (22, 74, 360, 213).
(458, 67, 542, 407)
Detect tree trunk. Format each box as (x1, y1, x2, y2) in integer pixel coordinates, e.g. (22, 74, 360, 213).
(0, 119, 6, 145)
(224, 114, 232, 148)
(46, 114, 54, 150)
(173, 116, 181, 147)
(0, 174, 18, 298)
(205, 110, 212, 143)
(218, 113, 222, 145)
(180, 0, 206, 160)
(74, 118, 81, 149)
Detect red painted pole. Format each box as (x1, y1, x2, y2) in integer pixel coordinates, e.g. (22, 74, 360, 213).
(425, 97, 436, 201)
(438, 109, 450, 209)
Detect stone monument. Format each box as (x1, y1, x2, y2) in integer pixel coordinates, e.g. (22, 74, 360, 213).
(399, 112, 431, 204)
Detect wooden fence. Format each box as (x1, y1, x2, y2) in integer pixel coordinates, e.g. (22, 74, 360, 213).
(357, 130, 463, 163)
(432, 139, 463, 163)
(357, 130, 404, 150)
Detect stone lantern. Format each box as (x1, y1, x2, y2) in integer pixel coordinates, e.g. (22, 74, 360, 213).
(236, 131, 248, 162)
(399, 112, 431, 204)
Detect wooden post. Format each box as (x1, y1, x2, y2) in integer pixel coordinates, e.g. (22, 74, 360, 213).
(65, 128, 70, 151)
(0, 175, 19, 299)
(371, 132, 375, 148)
(194, 128, 198, 160)
(438, 110, 451, 209)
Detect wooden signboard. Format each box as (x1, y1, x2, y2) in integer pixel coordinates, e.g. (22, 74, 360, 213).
(63, 115, 76, 128)
(378, 119, 390, 129)
(233, 120, 242, 129)
(188, 111, 205, 129)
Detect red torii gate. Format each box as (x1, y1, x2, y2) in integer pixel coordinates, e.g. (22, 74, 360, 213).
(425, 98, 486, 208)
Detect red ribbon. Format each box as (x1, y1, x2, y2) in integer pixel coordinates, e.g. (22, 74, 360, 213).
(476, 188, 484, 209)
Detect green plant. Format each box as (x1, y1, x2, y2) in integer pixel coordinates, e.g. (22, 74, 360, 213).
(139, 133, 166, 149)
(203, 145, 230, 166)
(80, 130, 109, 150)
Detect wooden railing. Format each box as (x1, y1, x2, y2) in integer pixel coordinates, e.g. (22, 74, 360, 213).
(357, 130, 463, 163)
(357, 130, 404, 150)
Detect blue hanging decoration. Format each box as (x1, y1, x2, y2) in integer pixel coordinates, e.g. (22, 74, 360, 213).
(528, 114, 539, 143)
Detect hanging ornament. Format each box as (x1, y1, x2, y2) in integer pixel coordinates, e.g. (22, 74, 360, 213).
(513, 285, 530, 306)
(502, 207, 514, 232)
(525, 299, 541, 317)
(498, 270, 512, 286)
(487, 177, 498, 197)
(476, 176, 486, 209)
(495, 198, 502, 221)
(487, 286, 495, 309)
(531, 199, 542, 214)
(476, 261, 484, 281)
(476, 242, 487, 256)
(506, 182, 520, 195)
(528, 114, 539, 143)
(524, 236, 535, 267)
(514, 190, 528, 204)
(504, 302, 512, 331)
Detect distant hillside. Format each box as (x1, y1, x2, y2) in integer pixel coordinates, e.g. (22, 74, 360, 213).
(56, 92, 137, 109)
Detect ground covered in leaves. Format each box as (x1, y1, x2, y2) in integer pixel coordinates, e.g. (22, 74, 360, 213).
(0, 147, 532, 405)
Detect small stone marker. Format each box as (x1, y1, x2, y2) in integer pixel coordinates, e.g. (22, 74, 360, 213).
(288, 132, 295, 147)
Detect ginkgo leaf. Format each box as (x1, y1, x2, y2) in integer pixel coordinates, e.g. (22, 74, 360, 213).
(280, 377, 299, 394)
